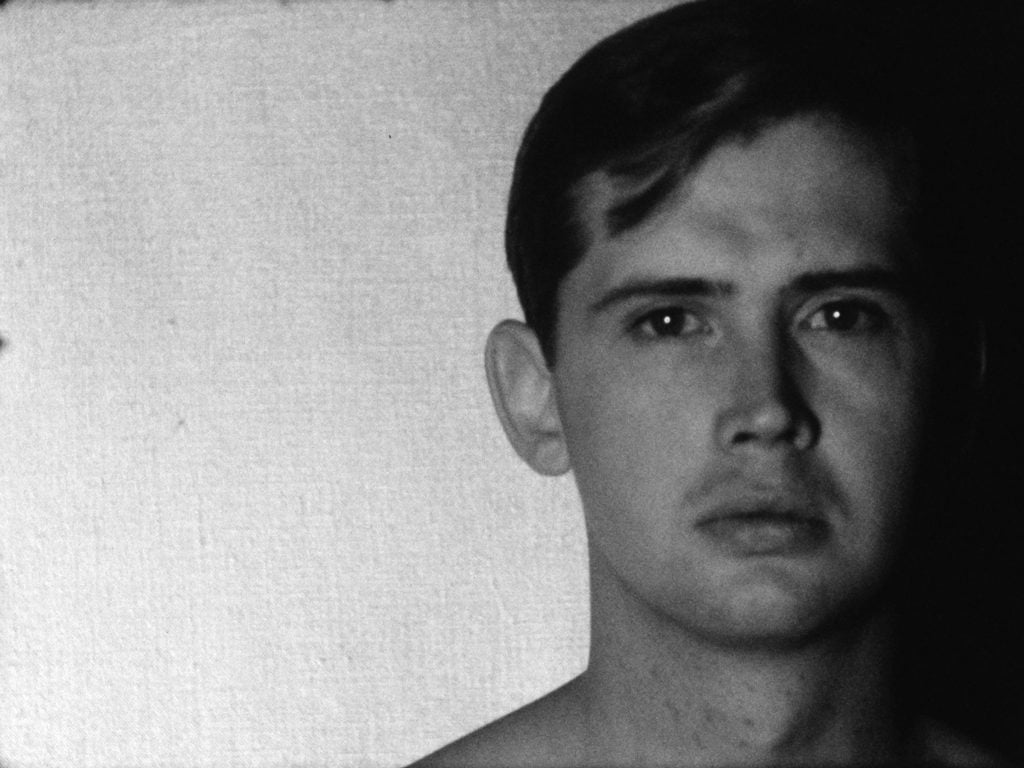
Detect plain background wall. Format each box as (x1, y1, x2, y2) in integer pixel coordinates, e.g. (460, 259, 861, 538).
(0, 1, 677, 765)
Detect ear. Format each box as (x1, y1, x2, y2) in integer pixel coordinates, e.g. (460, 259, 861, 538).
(485, 320, 570, 476)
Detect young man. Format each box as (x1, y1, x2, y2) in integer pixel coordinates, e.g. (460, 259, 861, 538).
(416, 0, 1009, 764)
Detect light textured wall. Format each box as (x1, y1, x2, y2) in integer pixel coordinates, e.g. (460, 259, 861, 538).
(0, 1, 676, 765)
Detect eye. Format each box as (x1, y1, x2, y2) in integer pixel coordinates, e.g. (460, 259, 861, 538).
(803, 299, 889, 333)
(633, 307, 710, 339)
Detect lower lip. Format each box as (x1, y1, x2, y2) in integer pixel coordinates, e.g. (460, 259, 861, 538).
(698, 516, 828, 555)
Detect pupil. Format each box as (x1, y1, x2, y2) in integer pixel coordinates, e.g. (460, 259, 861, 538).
(828, 306, 858, 331)
(659, 313, 681, 334)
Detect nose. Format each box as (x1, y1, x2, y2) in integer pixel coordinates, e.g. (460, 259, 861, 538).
(714, 342, 818, 453)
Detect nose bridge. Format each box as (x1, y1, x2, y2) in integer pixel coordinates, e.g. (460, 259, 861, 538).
(716, 323, 817, 451)
(741, 325, 797, 400)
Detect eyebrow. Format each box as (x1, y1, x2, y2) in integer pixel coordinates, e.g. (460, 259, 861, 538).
(589, 277, 736, 314)
(790, 268, 914, 295)
(589, 267, 914, 315)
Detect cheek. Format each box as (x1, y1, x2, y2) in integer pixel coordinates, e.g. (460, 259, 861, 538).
(554, 356, 721, 554)
(556, 354, 715, 476)
(810, 327, 933, 439)
(814, 352, 931, 529)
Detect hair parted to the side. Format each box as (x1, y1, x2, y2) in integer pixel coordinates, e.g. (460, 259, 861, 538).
(505, 0, 974, 365)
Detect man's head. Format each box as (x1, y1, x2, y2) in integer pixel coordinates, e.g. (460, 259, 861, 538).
(486, 0, 985, 649)
(504, 0, 969, 365)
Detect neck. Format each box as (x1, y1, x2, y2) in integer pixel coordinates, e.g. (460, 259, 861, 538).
(572, 556, 908, 766)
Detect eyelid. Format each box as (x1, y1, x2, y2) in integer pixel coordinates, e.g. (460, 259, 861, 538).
(797, 295, 894, 332)
(629, 304, 713, 339)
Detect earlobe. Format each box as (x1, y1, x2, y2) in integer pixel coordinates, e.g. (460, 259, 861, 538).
(484, 320, 570, 476)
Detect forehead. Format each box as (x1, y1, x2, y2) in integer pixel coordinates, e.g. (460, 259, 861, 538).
(571, 115, 914, 281)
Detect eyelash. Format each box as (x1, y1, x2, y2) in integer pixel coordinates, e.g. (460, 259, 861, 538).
(800, 299, 892, 334)
(631, 307, 710, 340)
(629, 298, 893, 341)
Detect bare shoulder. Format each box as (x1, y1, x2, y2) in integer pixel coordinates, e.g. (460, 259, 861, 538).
(918, 718, 1012, 766)
(408, 679, 588, 768)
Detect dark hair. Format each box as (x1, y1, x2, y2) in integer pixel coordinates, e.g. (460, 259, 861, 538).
(505, 0, 973, 364)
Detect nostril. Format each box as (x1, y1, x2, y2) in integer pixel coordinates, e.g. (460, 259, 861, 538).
(716, 348, 819, 451)
(730, 429, 760, 445)
(718, 397, 817, 451)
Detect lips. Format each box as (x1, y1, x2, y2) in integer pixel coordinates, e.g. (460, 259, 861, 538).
(696, 499, 829, 555)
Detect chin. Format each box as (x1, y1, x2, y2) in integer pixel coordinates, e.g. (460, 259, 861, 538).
(672, 565, 875, 650)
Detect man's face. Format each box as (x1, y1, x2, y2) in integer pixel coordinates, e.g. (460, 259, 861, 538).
(551, 115, 934, 647)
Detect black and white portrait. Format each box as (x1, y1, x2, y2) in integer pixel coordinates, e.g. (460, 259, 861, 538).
(1, 1, 1021, 766)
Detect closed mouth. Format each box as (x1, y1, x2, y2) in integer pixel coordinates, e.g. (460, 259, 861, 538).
(696, 500, 829, 553)
(697, 499, 825, 526)
(701, 507, 822, 524)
